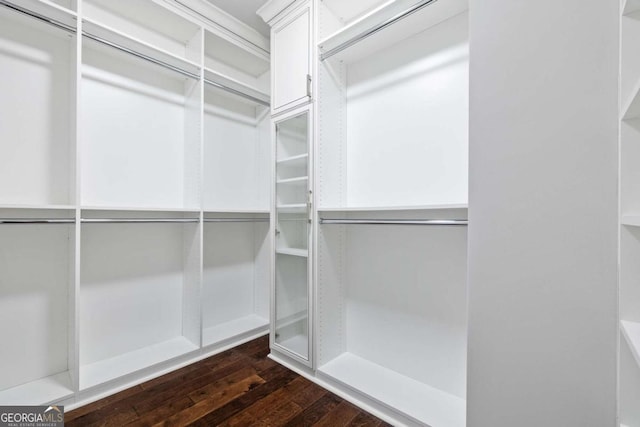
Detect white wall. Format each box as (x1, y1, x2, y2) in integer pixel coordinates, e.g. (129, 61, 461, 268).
(467, 1, 619, 426)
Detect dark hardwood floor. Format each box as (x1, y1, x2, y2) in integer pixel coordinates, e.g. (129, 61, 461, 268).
(66, 335, 390, 426)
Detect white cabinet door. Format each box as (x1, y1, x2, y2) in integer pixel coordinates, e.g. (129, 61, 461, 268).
(272, 4, 311, 113)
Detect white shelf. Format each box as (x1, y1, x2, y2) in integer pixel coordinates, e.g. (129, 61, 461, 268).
(0, 204, 76, 211)
(2, 0, 77, 29)
(204, 209, 270, 214)
(277, 204, 307, 213)
(203, 315, 269, 347)
(0, 371, 73, 405)
(318, 203, 468, 212)
(80, 336, 198, 390)
(277, 176, 308, 184)
(622, 320, 640, 370)
(81, 206, 200, 213)
(622, 215, 640, 227)
(277, 334, 308, 358)
(276, 247, 309, 257)
(624, 0, 640, 15)
(277, 153, 308, 164)
(204, 67, 270, 105)
(204, 29, 269, 78)
(319, 353, 466, 427)
(319, 0, 468, 63)
(82, 18, 201, 79)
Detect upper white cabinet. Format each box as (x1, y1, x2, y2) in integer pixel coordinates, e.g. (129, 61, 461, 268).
(261, 1, 312, 114)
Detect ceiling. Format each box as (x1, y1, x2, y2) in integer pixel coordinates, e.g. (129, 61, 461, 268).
(206, 0, 271, 39)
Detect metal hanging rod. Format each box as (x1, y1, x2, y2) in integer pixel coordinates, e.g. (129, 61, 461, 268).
(204, 218, 269, 223)
(320, 0, 438, 61)
(81, 218, 199, 224)
(82, 31, 200, 81)
(0, 219, 75, 224)
(204, 78, 270, 107)
(319, 218, 468, 226)
(0, 0, 76, 33)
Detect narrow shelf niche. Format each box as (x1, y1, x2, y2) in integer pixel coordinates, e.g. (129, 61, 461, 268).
(317, 217, 468, 426)
(79, 211, 200, 390)
(203, 71, 270, 212)
(0, 209, 75, 404)
(80, 36, 201, 210)
(202, 215, 270, 347)
(317, 1, 469, 209)
(0, 5, 75, 207)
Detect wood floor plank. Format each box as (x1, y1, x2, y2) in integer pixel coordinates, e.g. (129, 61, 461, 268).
(187, 366, 261, 403)
(313, 400, 361, 427)
(282, 393, 342, 427)
(124, 396, 193, 427)
(152, 374, 265, 427)
(65, 336, 387, 426)
(219, 375, 312, 427)
(64, 385, 143, 423)
(133, 359, 250, 415)
(347, 411, 384, 427)
(189, 367, 299, 426)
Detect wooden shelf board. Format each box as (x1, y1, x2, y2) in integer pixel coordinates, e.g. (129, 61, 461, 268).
(276, 247, 309, 257)
(318, 352, 466, 427)
(80, 336, 198, 390)
(622, 320, 640, 371)
(203, 314, 269, 347)
(0, 371, 73, 405)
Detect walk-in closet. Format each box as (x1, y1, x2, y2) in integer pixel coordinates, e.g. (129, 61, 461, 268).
(0, 0, 626, 426)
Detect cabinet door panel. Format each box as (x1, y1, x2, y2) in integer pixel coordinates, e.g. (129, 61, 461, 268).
(273, 6, 310, 111)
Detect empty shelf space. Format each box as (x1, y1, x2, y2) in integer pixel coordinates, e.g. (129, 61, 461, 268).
(622, 215, 640, 227)
(622, 320, 640, 370)
(319, 0, 468, 63)
(82, 18, 200, 79)
(0, 204, 76, 211)
(81, 206, 200, 213)
(276, 247, 308, 257)
(277, 154, 309, 165)
(624, 0, 640, 15)
(318, 353, 466, 427)
(0, 371, 73, 405)
(277, 176, 308, 184)
(276, 334, 308, 357)
(1, 0, 78, 28)
(203, 315, 269, 347)
(80, 336, 198, 390)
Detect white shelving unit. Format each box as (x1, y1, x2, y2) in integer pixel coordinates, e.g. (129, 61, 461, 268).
(313, 0, 470, 425)
(0, 3, 76, 208)
(79, 210, 201, 390)
(621, 4, 640, 426)
(317, 0, 469, 211)
(202, 213, 270, 348)
(0, 208, 76, 404)
(0, 0, 272, 408)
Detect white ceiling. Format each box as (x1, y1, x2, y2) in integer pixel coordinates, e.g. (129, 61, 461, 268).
(206, 0, 271, 39)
